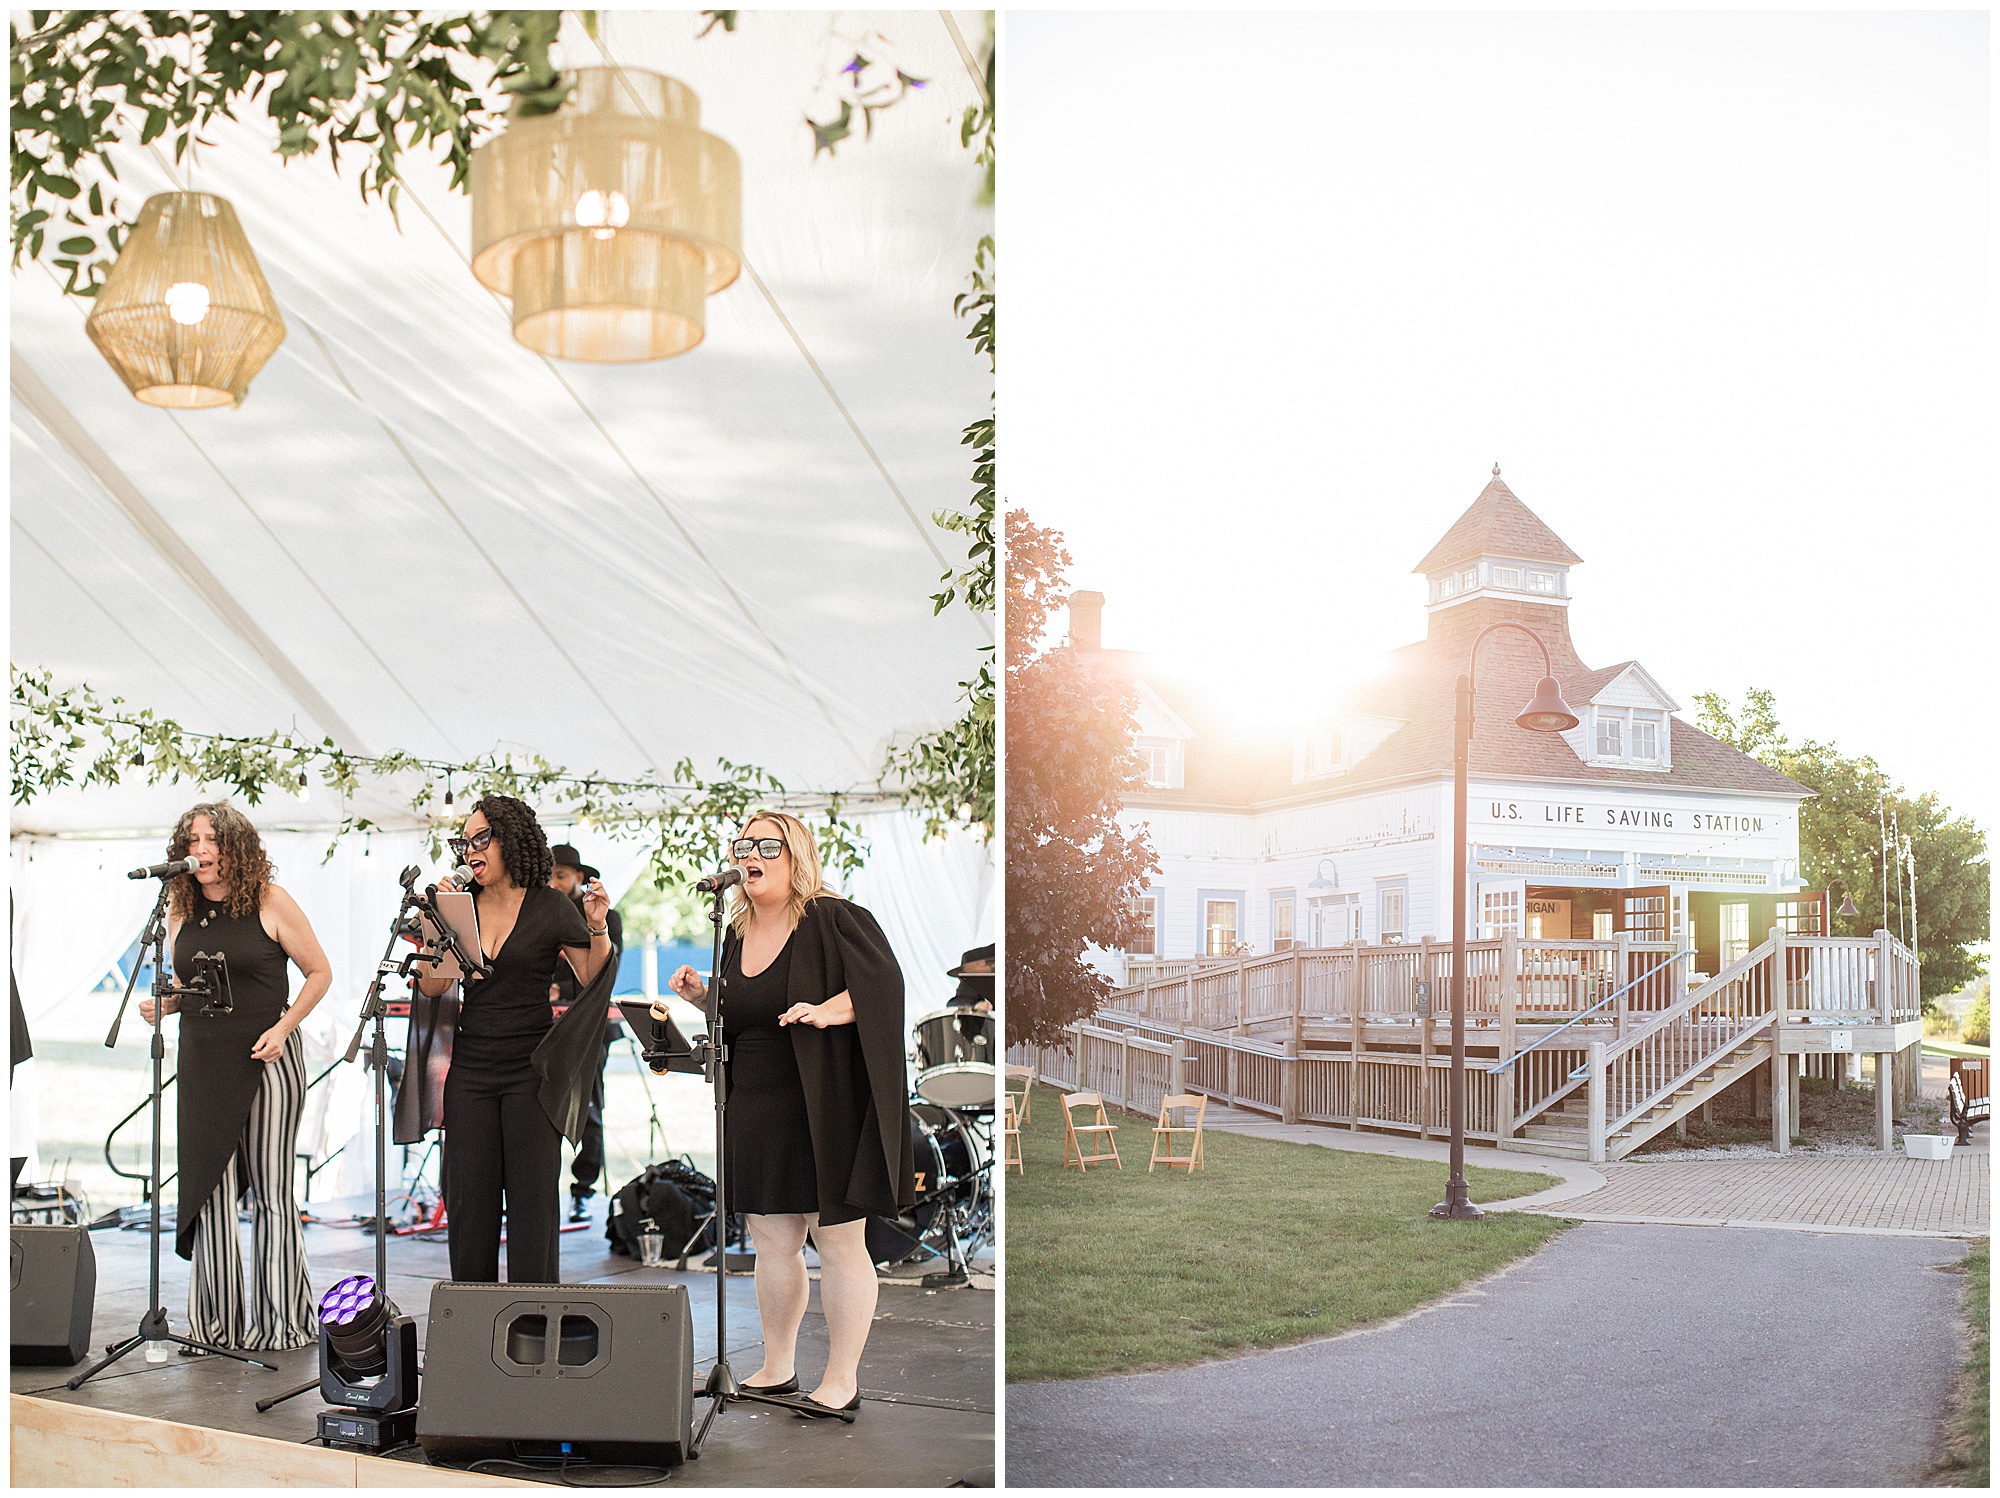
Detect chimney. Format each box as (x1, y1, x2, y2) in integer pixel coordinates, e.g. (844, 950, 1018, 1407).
(1068, 590, 1105, 652)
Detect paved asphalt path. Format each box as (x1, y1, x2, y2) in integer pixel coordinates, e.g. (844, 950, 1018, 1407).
(1006, 1223, 1970, 1487)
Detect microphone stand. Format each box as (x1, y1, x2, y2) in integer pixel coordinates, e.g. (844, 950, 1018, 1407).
(260, 867, 465, 1414)
(69, 877, 279, 1388)
(690, 875, 841, 1455)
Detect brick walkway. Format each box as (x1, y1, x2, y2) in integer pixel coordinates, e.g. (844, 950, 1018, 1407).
(1542, 1145, 1988, 1236)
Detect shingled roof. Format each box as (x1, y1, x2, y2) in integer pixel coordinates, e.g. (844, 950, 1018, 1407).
(1413, 476, 1584, 574)
(1076, 477, 1811, 810)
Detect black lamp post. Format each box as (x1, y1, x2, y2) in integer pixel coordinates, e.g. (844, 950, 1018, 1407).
(1431, 623, 1578, 1221)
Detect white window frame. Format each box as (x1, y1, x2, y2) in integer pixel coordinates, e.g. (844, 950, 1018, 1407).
(1479, 885, 1524, 939)
(1130, 894, 1157, 956)
(1592, 909, 1614, 940)
(1719, 901, 1751, 966)
(1271, 894, 1295, 951)
(1459, 566, 1479, 593)
(1527, 569, 1558, 595)
(1492, 564, 1522, 590)
(1596, 713, 1623, 758)
(1630, 715, 1659, 761)
(1204, 899, 1239, 957)
(1377, 883, 1407, 945)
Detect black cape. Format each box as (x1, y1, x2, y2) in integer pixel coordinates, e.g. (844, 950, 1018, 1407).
(722, 896, 914, 1218)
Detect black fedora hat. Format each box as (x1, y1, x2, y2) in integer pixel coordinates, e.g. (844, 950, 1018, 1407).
(550, 843, 584, 871)
(946, 944, 994, 980)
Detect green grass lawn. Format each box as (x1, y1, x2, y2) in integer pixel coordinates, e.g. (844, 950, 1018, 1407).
(1006, 1086, 1569, 1382)
(1931, 1238, 1989, 1487)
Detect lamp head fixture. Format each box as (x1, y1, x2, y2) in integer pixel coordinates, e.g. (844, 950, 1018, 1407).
(1306, 858, 1339, 892)
(1515, 676, 1579, 733)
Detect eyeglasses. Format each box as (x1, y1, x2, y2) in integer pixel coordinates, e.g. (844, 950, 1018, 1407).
(447, 828, 495, 859)
(731, 837, 786, 861)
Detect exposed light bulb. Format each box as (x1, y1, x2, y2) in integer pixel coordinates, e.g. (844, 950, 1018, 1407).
(296, 770, 311, 802)
(957, 801, 974, 823)
(574, 188, 631, 240)
(164, 281, 211, 326)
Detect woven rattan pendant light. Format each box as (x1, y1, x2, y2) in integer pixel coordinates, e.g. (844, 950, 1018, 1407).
(83, 192, 286, 409)
(470, 66, 741, 363)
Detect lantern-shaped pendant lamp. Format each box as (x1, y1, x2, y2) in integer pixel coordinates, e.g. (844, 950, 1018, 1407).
(470, 67, 741, 363)
(82, 192, 286, 409)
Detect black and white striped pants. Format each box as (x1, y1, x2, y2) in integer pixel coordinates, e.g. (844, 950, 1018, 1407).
(187, 1028, 316, 1350)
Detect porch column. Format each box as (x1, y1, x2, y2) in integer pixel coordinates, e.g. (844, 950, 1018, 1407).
(1587, 1041, 1607, 1164)
(1771, 1045, 1790, 1155)
(1876, 1049, 1894, 1152)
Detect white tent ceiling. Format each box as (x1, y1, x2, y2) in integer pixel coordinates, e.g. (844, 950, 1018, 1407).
(10, 9, 992, 838)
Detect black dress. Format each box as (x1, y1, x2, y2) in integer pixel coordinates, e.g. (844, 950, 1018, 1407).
(441, 884, 592, 1284)
(721, 931, 822, 1217)
(717, 898, 915, 1224)
(173, 893, 290, 1260)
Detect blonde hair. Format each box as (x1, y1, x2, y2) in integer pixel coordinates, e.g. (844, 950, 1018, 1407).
(727, 809, 841, 935)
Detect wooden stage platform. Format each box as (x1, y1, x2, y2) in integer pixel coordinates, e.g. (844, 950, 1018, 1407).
(11, 1206, 994, 1488)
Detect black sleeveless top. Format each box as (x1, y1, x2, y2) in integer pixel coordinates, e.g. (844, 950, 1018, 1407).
(172, 889, 291, 1258)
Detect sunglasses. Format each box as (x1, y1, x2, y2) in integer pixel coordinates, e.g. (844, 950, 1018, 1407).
(731, 837, 787, 861)
(447, 828, 495, 859)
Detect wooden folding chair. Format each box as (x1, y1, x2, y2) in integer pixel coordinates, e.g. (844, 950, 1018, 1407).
(1062, 1090, 1122, 1172)
(1150, 1093, 1208, 1173)
(1004, 1064, 1035, 1129)
(1003, 1093, 1025, 1175)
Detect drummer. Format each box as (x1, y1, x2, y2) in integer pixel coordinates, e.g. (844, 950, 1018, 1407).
(945, 945, 993, 1012)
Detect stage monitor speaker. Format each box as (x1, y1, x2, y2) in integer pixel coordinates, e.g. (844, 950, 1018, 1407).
(11, 1224, 95, 1366)
(416, 1281, 693, 1468)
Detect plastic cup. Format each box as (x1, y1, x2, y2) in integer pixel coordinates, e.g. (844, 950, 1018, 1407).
(640, 1231, 665, 1266)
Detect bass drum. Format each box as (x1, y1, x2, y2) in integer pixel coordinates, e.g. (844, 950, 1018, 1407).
(866, 1104, 989, 1268)
(911, 1007, 996, 1112)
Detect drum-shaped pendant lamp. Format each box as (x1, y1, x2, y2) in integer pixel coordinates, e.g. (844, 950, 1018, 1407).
(470, 67, 741, 363)
(82, 192, 286, 409)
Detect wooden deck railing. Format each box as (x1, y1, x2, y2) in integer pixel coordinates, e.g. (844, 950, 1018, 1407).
(1020, 928, 1923, 1151)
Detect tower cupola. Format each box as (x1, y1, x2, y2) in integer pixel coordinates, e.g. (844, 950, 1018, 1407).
(1414, 467, 1583, 612)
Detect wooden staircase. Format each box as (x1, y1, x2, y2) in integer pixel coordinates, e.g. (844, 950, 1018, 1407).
(1505, 1037, 1774, 1160)
(1499, 937, 1785, 1163)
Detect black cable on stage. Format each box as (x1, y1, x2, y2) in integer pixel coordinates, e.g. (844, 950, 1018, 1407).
(464, 1454, 676, 1487)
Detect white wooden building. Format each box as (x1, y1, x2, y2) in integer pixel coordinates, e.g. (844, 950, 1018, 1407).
(1079, 475, 1821, 982)
(1022, 476, 1923, 1160)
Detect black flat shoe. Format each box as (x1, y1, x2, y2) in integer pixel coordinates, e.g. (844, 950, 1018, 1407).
(740, 1376, 799, 1395)
(791, 1391, 861, 1423)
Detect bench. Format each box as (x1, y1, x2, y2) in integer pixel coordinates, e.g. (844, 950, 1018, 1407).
(1948, 1074, 1989, 1146)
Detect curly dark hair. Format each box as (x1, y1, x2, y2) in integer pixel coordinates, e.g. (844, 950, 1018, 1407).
(468, 795, 552, 891)
(166, 802, 273, 923)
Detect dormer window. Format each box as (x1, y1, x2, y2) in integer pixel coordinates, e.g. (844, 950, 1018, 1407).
(1631, 717, 1659, 760)
(1527, 569, 1558, 595)
(1596, 716, 1622, 757)
(1492, 565, 1521, 590)
(1459, 567, 1478, 592)
(1141, 743, 1170, 785)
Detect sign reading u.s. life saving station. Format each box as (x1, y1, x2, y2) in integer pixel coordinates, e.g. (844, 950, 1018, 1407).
(1077, 475, 1816, 982)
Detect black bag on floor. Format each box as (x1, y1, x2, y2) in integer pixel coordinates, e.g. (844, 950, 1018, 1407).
(608, 1157, 718, 1264)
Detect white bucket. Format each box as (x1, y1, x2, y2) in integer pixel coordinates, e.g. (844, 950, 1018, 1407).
(1903, 1134, 1955, 1160)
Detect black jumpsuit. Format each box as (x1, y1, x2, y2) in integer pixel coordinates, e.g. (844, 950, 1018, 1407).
(442, 885, 591, 1283)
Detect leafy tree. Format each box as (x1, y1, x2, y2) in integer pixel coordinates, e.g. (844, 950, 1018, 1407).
(1696, 688, 1989, 1001)
(1005, 511, 1157, 1044)
(11, 10, 571, 296)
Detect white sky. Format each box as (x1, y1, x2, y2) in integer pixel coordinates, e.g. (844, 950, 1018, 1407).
(1006, 9, 1993, 831)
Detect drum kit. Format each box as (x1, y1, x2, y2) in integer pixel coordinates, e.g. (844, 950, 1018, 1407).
(868, 949, 997, 1282)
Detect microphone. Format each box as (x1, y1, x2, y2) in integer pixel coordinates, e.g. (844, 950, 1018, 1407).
(695, 867, 744, 894)
(128, 857, 200, 881)
(453, 864, 477, 888)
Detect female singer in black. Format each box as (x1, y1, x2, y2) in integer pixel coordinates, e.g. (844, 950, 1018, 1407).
(665, 810, 914, 1417)
(415, 796, 613, 1282)
(140, 802, 332, 1350)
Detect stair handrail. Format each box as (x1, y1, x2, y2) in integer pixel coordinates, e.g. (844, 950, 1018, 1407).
(1587, 936, 1776, 1077)
(1487, 948, 1695, 1074)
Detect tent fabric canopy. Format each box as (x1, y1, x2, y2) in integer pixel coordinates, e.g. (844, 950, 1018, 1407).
(11, 10, 991, 837)
(8, 11, 996, 1180)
